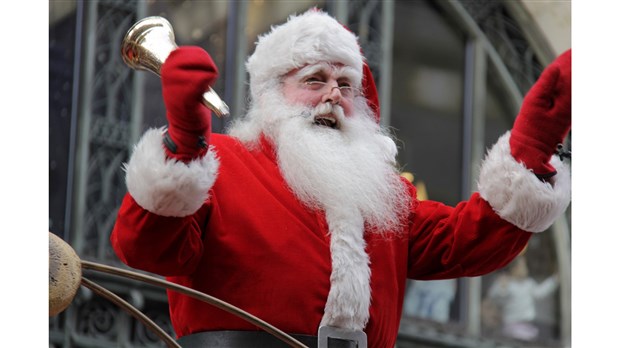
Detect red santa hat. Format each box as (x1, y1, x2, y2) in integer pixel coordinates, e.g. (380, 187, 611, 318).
(246, 9, 381, 122)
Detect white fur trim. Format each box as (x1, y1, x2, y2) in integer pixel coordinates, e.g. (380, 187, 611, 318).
(478, 132, 571, 233)
(124, 128, 220, 217)
(320, 209, 371, 330)
(246, 10, 363, 102)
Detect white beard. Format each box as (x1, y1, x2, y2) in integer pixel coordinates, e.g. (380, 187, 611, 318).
(229, 89, 411, 233)
(228, 89, 411, 330)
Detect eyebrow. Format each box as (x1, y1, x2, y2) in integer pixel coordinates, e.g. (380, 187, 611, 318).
(293, 64, 327, 79)
(293, 63, 357, 84)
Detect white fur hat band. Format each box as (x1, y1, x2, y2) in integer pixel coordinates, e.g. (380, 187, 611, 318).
(246, 9, 364, 101)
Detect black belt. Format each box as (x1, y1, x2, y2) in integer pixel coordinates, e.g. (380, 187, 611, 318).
(176, 330, 360, 348)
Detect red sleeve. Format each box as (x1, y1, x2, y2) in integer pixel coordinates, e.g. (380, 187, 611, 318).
(110, 193, 210, 276)
(407, 192, 531, 280)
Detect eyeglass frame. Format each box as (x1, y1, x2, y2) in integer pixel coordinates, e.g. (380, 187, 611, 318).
(302, 80, 362, 99)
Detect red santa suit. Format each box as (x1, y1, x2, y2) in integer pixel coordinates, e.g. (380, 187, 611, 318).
(111, 10, 571, 348)
(111, 132, 569, 347)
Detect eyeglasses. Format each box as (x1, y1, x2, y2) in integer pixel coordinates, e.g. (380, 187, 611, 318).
(303, 80, 361, 99)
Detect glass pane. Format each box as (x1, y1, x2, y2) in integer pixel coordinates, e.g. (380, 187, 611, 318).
(483, 63, 516, 148)
(480, 67, 561, 345)
(393, 0, 465, 324)
(49, 0, 78, 238)
(403, 279, 457, 323)
(391, 0, 465, 208)
(481, 237, 560, 344)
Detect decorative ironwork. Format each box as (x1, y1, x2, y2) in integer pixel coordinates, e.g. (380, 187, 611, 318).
(80, 1, 137, 262)
(75, 294, 119, 341)
(458, 0, 543, 92)
(134, 307, 176, 346)
(49, 1, 178, 347)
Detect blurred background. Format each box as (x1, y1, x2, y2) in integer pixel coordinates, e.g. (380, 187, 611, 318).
(49, 0, 571, 347)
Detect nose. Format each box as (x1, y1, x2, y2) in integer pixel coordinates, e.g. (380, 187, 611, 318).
(321, 83, 342, 105)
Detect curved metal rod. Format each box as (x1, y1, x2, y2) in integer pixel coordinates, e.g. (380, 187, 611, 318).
(81, 260, 309, 348)
(81, 277, 181, 348)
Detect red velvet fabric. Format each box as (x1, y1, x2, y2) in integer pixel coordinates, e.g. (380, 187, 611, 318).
(510, 49, 571, 177)
(161, 46, 217, 162)
(362, 62, 381, 123)
(111, 134, 531, 347)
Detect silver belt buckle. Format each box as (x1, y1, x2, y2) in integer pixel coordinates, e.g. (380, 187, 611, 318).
(317, 325, 367, 348)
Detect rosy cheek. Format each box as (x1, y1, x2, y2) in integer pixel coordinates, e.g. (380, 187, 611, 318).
(340, 100, 354, 117)
(283, 88, 318, 107)
(303, 92, 324, 106)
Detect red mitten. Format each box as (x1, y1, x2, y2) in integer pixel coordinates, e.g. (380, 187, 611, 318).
(160, 46, 217, 162)
(509, 49, 571, 179)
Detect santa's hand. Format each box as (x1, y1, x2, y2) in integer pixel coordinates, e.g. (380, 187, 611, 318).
(161, 46, 217, 162)
(509, 49, 571, 180)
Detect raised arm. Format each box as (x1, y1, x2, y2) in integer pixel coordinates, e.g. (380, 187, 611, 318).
(110, 47, 221, 275)
(407, 50, 572, 279)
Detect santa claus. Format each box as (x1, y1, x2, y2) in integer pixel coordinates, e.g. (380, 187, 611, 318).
(111, 9, 571, 348)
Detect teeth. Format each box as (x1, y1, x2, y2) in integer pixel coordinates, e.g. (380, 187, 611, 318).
(314, 116, 337, 128)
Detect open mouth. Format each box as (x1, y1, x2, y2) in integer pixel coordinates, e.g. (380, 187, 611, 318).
(314, 115, 338, 129)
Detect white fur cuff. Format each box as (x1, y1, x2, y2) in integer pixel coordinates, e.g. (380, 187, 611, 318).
(124, 128, 220, 217)
(477, 132, 571, 233)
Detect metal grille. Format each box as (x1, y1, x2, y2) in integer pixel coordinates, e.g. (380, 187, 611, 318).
(49, 1, 175, 347)
(79, 0, 136, 262)
(459, 0, 543, 92)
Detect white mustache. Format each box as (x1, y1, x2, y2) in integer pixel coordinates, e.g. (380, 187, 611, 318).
(300, 103, 345, 121)
(314, 103, 344, 117)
